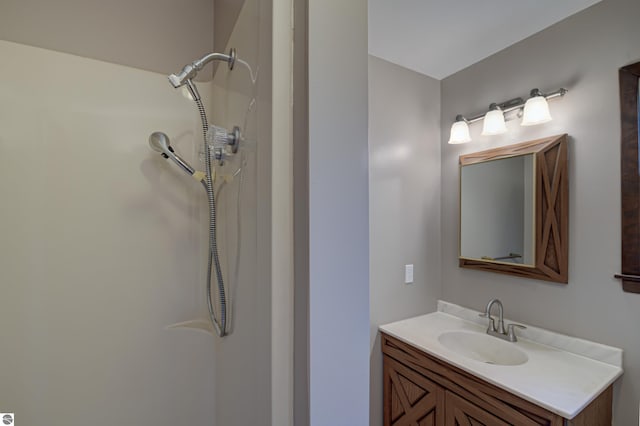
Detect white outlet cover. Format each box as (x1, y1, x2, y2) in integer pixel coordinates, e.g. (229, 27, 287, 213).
(405, 264, 414, 284)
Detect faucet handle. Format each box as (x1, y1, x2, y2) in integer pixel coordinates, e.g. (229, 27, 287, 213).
(506, 323, 526, 342)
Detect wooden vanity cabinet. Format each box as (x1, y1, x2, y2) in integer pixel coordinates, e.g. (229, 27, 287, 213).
(382, 333, 613, 426)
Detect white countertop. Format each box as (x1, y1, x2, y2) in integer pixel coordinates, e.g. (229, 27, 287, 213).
(379, 301, 623, 419)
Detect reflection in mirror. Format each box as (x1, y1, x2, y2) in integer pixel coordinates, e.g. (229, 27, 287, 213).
(458, 134, 568, 283)
(460, 154, 534, 265)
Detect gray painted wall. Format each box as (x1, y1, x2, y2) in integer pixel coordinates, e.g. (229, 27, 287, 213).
(368, 55, 442, 426)
(308, 0, 370, 424)
(441, 0, 640, 423)
(0, 0, 214, 78)
(293, 0, 309, 423)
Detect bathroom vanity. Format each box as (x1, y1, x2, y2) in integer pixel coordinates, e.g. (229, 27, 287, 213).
(380, 302, 623, 425)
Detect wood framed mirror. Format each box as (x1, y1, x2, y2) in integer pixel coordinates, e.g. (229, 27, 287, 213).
(459, 134, 569, 283)
(615, 61, 640, 293)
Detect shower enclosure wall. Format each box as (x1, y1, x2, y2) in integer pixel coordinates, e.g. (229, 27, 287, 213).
(208, 0, 273, 423)
(0, 1, 273, 425)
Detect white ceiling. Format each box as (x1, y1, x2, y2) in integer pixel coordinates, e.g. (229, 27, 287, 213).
(368, 0, 601, 80)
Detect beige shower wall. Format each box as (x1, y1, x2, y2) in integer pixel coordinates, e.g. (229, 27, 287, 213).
(0, 40, 216, 426)
(214, 0, 247, 58)
(208, 0, 273, 424)
(0, 0, 214, 78)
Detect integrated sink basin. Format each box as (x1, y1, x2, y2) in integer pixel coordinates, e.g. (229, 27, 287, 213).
(438, 330, 528, 366)
(380, 301, 623, 419)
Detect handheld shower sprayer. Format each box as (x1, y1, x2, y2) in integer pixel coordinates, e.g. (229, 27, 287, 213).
(168, 48, 236, 101)
(149, 132, 197, 177)
(148, 47, 241, 338)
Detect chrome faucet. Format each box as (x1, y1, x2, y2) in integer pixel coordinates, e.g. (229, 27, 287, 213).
(479, 298, 526, 342)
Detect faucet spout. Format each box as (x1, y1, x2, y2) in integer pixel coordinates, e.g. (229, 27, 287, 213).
(479, 298, 526, 342)
(483, 298, 505, 334)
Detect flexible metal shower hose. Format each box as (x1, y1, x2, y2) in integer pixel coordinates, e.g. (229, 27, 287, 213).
(195, 98, 228, 337)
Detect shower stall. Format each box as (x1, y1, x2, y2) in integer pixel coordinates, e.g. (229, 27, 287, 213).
(0, 0, 275, 425)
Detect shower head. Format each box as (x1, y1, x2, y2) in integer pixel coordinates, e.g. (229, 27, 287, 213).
(149, 131, 172, 157)
(148, 132, 196, 176)
(168, 48, 236, 89)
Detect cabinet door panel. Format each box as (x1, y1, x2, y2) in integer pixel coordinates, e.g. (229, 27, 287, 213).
(384, 356, 445, 426)
(382, 334, 610, 426)
(382, 334, 565, 426)
(445, 391, 511, 426)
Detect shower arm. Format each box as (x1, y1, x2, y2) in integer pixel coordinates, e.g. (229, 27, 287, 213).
(193, 50, 236, 71)
(168, 48, 236, 101)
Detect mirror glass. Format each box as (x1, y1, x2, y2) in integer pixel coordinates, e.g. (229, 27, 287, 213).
(460, 154, 535, 265)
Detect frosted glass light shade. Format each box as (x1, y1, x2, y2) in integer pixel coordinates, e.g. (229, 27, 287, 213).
(521, 96, 552, 126)
(448, 120, 471, 144)
(481, 109, 507, 135)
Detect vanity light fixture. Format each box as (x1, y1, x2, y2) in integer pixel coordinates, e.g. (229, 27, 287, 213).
(448, 87, 568, 144)
(481, 103, 507, 136)
(521, 88, 553, 126)
(448, 115, 472, 144)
